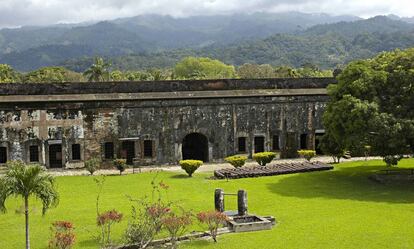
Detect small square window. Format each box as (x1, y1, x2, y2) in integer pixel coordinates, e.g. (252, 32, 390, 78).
(254, 136, 265, 153)
(104, 142, 114, 159)
(300, 134, 307, 149)
(238, 137, 247, 152)
(29, 145, 39, 162)
(72, 144, 81, 160)
(272, 135, 280, 151)
(0, 146, 7, 163)
(143, 140, 153, 158)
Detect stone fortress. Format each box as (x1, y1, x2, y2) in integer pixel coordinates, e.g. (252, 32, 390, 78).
(0, 78, 335, 169)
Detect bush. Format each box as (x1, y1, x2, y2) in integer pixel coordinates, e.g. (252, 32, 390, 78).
(179, 160, 203, 177)
(48, 221, 76, 249)
(297, 150, 317, 161)
(253, 152, 277, 166)
(162, 212, 192, 248)
(197, 211, 228, 242)
(113, 159, 127, 175)
(84, 157, 100, 175)
(383, 155, 403, 167)
(319, 134, 346, 163)
(97, 209, 123, 247)
(224, 155, 247, 168)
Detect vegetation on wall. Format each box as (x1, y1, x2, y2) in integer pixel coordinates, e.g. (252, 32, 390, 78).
(0, 57, 335, 83)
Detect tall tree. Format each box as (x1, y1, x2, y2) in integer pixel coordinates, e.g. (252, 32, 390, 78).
(24, 67, 84, 83)
(0, 64, 21, 83)
(174, 57, 236, 79)
(83, 57, 111, 82)
(0, 161, 59, 249)
(237, 64, 275, 79)
(323, 48, 414, 166)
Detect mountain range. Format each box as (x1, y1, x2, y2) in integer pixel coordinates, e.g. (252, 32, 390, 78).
(0, 12, 413, 71)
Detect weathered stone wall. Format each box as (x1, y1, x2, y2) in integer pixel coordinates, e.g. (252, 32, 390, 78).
(0, 78, 334, 168)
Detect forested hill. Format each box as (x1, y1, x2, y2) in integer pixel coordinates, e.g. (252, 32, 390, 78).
(0, 12, 359, 71)
(61, 16, 414, 72)
(1, 14, 414, 71)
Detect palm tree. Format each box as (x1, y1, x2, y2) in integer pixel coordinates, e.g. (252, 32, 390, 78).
(83, 57, 111, 82)
(0, 161, 59, 249)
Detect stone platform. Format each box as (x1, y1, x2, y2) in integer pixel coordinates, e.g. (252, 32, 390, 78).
(214, 161, 333, 179)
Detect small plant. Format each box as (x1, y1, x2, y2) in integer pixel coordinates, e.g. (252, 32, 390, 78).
(253, 152, 277, 166)
(113, 159, 127, 175)
(124, 179, 173, 248)
(297, 150, 317, 161)
(84, 157, 100, 175)
(162, 212, 192, 248)
(383, 155, 403, 167)
(224, 155, 247, 168)
(179, 160, 203, 177)
(197, 211, 228, 242)
(48, 221, 76, 249)
(97, 209, 123, 247)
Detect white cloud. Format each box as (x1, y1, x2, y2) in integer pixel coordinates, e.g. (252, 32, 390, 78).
(0, 0, 413, 28)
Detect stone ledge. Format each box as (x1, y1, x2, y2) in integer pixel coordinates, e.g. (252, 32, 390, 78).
(0, 88, 327, 103)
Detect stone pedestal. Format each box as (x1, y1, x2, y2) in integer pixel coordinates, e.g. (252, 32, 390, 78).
(214, 188, 224, 212)
(237, 189, 248, 216)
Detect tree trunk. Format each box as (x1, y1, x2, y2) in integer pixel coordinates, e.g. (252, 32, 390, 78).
(25, 196, 30, 249)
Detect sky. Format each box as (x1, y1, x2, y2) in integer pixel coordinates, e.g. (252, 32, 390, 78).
(0, 0, 413, 28)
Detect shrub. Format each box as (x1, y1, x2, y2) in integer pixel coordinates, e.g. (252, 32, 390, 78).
(197, 211, 228, 242)
(319, 134, 346, 163)
(124, 180, 173, 248)
(162, 212, 192, 248)
(48, 221, 76, 249)
(84, 157, 100, 175)
(179, 160, 203, 177)
(297, 150, 317, 161)
(253, 152, 277, 166)
(113, 159, 127, 175)
(97, 209, 123, 247)
(224, 155, 247, 168)
(383, 155, 403, 167)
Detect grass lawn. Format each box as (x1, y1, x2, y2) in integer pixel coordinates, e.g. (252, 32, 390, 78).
(2, 159, 414, 249)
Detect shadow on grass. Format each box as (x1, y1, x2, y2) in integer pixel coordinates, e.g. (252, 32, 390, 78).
(169, 174, 191, 179)
(77, 238, 98, 248)
(182, 239, 213, 248)
(266, 163, 414, 204)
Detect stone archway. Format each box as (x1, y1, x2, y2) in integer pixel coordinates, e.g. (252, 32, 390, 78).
(182, 133, 209, 162)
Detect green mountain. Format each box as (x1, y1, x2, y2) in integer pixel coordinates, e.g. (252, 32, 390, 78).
(1, 14, 414, 71)
(0, 12, 361, 71)
(61, 16, 414, 71)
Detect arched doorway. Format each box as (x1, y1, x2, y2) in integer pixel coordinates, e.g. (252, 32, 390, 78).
(182, 133, 209, 162)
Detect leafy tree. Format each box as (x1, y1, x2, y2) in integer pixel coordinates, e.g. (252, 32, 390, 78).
(237, 64, 274, 78)
(174, 57, 236, 79)
(274, 66, 300, 78)
(323, 48, 414, 166)
(83, 57, 111, 82)
(23, 67, 84, 83)
(0, 64, 20, 83)
(0, 161, 59, 249)
(319, 133, 346, 163)
(110, 70, 125, 81)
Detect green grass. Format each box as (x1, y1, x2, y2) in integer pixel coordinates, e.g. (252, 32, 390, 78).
(2, 159, 414, 249)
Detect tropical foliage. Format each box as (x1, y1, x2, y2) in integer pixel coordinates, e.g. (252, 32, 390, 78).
(174, 57, 236, 79)
(0, 161, 59, 249)
(323, 48, 414, 166)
